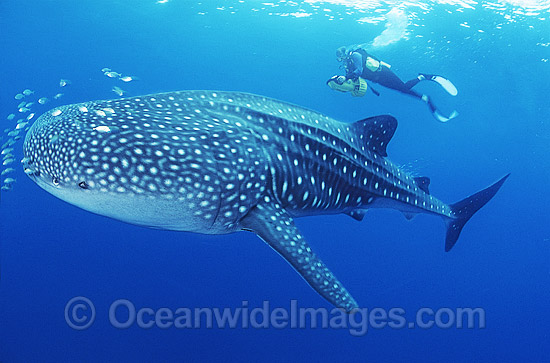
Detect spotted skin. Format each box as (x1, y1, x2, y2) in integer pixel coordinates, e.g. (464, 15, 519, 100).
(24, 92, 269, 233)
(23, 90, 507, 311)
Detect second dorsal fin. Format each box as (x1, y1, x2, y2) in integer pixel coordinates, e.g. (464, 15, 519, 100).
(414, 176, 430, 194)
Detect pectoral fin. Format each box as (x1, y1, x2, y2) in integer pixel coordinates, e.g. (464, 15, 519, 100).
(240, 198, 358, 312)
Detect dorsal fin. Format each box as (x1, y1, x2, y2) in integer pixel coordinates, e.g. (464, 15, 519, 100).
(414, 176, 430, 194)
(351, 115, 397, 157)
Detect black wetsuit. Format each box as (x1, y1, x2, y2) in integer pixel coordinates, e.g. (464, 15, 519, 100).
(345, 49, 426, 101)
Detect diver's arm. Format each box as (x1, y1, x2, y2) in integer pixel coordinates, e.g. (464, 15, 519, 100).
(347, 52, 363, 80)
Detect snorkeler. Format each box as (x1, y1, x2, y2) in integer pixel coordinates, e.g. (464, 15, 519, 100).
(328, 45, 458, 122)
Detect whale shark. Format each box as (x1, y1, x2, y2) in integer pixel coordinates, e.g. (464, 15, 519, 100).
(23, 90, 508, 312)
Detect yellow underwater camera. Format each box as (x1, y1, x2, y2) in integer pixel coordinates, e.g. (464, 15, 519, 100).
(326, 75, 367, 97)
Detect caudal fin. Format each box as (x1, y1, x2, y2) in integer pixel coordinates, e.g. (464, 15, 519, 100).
(445, 174, 510, 252)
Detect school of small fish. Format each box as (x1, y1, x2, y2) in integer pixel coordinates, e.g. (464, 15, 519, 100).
(1, 69, 138, 192)
(101, 67, 139, 97)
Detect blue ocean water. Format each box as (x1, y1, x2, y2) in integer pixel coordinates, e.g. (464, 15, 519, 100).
(1, 0, 549, 361)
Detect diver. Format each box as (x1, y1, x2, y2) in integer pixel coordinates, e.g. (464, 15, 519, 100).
(327, 45, 459, 122)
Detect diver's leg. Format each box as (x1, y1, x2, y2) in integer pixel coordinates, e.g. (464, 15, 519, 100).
(371, 68, 458, 122)
(404, 74, 425, 89)
(370, 68, 426, 99)
(372, 67, 411, 92)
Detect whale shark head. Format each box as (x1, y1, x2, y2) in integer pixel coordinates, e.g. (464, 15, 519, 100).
(22, 92, 267, 232)
(23, 103, 96, 199)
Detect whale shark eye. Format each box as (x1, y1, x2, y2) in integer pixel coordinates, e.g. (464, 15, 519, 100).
(52, 177, 60, 186)
(78, 181, 89, 189)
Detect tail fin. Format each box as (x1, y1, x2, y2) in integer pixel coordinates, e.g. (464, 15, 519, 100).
(445, 174, 510, 252)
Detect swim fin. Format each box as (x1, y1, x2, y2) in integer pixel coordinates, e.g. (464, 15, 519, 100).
(433, 76, 458, 96)
(433, 109, 459, 123)
(421, 74, 458, 96)
(422, 95, 459, 123)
